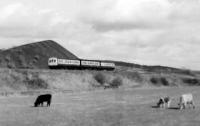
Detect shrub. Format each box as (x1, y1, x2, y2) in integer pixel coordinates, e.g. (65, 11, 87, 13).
(24, 76, 48, 89)
(160, 77, 169, 86)
(150, 77, 169, 86)
(94, 73, 107, 86)
(110, 77, 123, 88)
(182, 78, 199, 85)
(125, 72, 142, 82)
(150, 77, 158, 84)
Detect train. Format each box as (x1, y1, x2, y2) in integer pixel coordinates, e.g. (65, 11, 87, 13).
(48, 57, 115, 70)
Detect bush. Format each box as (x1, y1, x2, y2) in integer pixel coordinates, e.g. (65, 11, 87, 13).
(24, 75, 48, 89)
(150, 77, 158, 84)
(182, 78, 199, 85)
(125, 72, 142, 82)
(150, 77, 169, 86)
(160, 77, 169, 86)
(94, 73, 107, 86)
(110, 77, 123, 88)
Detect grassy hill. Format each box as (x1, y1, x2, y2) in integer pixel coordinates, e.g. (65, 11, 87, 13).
(0, 40, 78, 69)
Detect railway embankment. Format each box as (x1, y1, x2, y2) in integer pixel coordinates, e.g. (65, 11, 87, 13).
(0, 68, 199, 96)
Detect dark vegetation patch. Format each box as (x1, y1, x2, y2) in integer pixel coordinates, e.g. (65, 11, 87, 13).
(182, 78, 200, 86)
(160, 77, 169, 86)
(93, 73, 123, 89)
(150, 77, 158, 84)
(94, 72, 107, 86)
(150, 77, 169, 86)
(110, 77, 123, 88)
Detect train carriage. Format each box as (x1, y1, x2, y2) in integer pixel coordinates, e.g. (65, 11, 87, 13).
(48, 57, 115, 70)
(80, 60, 100, 70)
(48, 57, 58, 68)
(100, 62, 115, 70)
(48, 57, 80, 69)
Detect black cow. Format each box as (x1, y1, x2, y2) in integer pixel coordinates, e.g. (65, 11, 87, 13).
(34, 94, 52, 107)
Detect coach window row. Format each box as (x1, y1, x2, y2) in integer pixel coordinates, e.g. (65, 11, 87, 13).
(49, 59, 56, 63)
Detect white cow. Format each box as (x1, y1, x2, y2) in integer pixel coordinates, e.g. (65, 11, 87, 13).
(178, 93, 195, 110)
(157, 96, 171, 108)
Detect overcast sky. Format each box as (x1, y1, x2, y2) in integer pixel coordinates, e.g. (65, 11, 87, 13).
(0, 0, 200, 70)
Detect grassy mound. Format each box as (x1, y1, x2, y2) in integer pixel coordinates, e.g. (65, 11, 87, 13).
(0, 40, 78, 69)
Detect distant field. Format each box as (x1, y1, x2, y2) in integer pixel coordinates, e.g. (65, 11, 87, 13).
(0, 87, 200, 126)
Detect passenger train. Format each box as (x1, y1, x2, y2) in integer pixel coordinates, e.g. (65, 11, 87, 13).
(48, 57, 115, 70)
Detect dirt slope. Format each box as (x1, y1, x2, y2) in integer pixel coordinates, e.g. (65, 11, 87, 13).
(0, 40, 78, 69)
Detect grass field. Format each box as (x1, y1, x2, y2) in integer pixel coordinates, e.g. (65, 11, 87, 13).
(0, 87, 200, 126)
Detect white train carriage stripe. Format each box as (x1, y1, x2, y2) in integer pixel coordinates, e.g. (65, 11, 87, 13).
(58, 59, 80, 66)
(100, 62, 115, 67)
(81, 60, 100, 66)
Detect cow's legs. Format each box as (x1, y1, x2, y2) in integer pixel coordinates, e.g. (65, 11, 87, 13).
(188, 102, 191, 109)
(167, 101, 171, 108)
(180, 103, 185, 110)
(191, 101, 195, 109)
(183, 103, 186, 109)
(47, 101, 50, 107)
(180, 104, 183, 110)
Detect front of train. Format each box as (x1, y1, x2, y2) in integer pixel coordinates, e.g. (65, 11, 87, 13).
(48, 57, 58, 68)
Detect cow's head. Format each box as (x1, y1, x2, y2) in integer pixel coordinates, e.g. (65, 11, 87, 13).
(34, 102, 38, 107)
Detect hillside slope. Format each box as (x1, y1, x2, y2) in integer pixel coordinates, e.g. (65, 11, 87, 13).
(0, 68, 200, 95)
(0, 40, 78, 69)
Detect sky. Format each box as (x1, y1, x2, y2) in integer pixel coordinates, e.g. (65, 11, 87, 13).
(0, 0, 200, 70)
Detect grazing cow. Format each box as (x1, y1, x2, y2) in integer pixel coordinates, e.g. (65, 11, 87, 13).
(34, 94, 52, 107)
(157, 96, 171, 108)
(178, 93, 195, 110)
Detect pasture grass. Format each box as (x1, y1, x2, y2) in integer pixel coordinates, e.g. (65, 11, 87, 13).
(0, 87, 200, 126)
